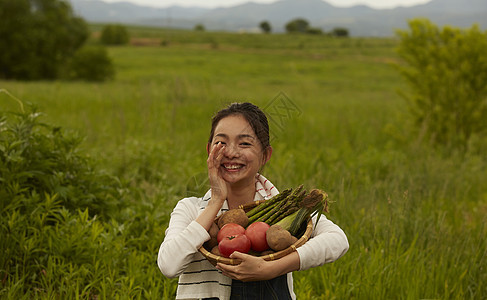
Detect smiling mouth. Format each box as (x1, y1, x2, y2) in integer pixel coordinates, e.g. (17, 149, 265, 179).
(222, 163, 245, 170)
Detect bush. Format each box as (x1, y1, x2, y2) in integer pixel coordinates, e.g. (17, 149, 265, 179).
(395, 19, 487, 147)
(0, 103, 170, 297)
(67, 45, 115, 81)
(0, 107, 124, 219)
(100, 24, 130, 45)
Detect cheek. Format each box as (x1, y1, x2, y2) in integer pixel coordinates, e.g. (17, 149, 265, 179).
(249, 151, 265, 165)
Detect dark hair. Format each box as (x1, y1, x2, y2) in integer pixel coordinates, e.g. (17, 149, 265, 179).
(208, 102, 270, 151)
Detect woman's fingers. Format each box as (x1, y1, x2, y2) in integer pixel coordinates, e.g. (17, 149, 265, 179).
(207, 142, 225, 170)
(207, 142, 227, 201)
(215, 143, 225, 166)
(216, 253, 269, 282)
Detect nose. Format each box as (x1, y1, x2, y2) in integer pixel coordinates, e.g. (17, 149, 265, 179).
(223, 143, 240, 158)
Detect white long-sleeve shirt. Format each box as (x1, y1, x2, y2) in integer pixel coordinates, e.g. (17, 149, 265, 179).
(158, 184, 349, 299)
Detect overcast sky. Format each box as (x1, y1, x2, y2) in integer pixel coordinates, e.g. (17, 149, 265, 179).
(100, 0, 432, 9)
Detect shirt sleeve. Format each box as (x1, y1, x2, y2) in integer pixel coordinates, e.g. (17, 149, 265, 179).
(157, 198, 210, 278)
(296, 214, 349, 271)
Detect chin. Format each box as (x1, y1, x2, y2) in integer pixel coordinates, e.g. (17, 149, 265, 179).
(222, 173, 244, 183)
(222, 171, 252, 185)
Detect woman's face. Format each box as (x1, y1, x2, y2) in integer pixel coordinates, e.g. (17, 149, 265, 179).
(208, 114, 270, 186)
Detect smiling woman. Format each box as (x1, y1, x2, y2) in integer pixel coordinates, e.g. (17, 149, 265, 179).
(157, 102, 349, 300)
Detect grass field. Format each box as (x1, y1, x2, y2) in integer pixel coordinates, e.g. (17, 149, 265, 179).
(1, 26, 486, 299)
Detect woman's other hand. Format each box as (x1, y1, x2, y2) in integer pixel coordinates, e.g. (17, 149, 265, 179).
(216, 251, 300, 282)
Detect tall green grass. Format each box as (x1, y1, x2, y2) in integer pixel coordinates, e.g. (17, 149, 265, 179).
(1, 27, 486, 299)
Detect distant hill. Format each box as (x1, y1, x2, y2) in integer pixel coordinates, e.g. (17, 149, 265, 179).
(68, 0, 487, 36)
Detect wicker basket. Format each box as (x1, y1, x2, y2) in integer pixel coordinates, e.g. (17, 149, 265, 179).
(198, 200, 313, 266)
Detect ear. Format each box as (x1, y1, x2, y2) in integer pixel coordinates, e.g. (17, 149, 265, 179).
(206, 143, 211, 156)
(262, 146, 273, 165)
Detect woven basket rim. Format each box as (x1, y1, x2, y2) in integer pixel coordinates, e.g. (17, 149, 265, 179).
(198, 201, 313, 266)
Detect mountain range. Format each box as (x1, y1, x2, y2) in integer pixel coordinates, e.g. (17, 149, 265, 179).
(68, 0, 487, 36)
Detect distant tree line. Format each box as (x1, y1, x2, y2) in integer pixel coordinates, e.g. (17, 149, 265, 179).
(193, 18, 348, 36)
(284, 18, 349, 36)
(256, 18, 348, 36)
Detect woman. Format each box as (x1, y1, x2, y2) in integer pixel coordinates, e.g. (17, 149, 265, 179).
(158, 102, 349, 299)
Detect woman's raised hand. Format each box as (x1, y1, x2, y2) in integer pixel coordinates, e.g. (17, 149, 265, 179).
(207, 142, 227, 205)
(195, 142, 227, 231)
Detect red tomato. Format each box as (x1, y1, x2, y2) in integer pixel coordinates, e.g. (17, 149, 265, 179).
(245, 221, 270, 252)
(218, 234, 251, 258)
(217, 223, 245, 244)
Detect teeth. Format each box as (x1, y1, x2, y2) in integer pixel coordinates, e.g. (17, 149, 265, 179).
(224, 164, 242, 170)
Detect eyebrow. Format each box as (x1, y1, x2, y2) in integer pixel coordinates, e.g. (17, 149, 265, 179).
(215, 133, 256, 140)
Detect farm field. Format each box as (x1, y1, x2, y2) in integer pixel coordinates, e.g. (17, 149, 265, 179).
(1, 27, 486, 299)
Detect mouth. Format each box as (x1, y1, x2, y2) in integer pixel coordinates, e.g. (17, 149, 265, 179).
(221, 163, 245, 171)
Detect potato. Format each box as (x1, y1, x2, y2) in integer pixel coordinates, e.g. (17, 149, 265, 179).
(211, 245, 221, 256)
(218, 208, 249, 229)
(205, 222, 219, 250)
(266, 224, 294, 251)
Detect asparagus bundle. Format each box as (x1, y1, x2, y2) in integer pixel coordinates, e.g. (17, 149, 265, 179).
(246, 185, 329, 236)
(277, 188, 328, 236)
(246, 188, 293, 223)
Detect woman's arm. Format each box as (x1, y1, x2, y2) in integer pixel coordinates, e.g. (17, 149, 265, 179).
(157, 198, 210, 278)
(158, 143, 228, 278)
(296, 214, 349, 270)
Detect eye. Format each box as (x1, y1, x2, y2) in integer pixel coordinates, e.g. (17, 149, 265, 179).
(215, 141, 226, 145)
(240, 142, 252, 146)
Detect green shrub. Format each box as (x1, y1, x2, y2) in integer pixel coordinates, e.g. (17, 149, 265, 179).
(67, 45, 115, 81)
(395, 19, 487, 147)
(0, 107, 124, 219)
(0, 103, 170, 297)
(100, 24, 130, 45)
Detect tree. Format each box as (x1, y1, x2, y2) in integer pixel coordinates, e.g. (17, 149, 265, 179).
(194, 24, 205, 31)
(285, 18, 310, 33)
(259, 21, 272, 34)
(100, 24, 129, 45)
(0, 0, 89, 80)
(395, 19, 487, 147)
(331, 27, 349, 37)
